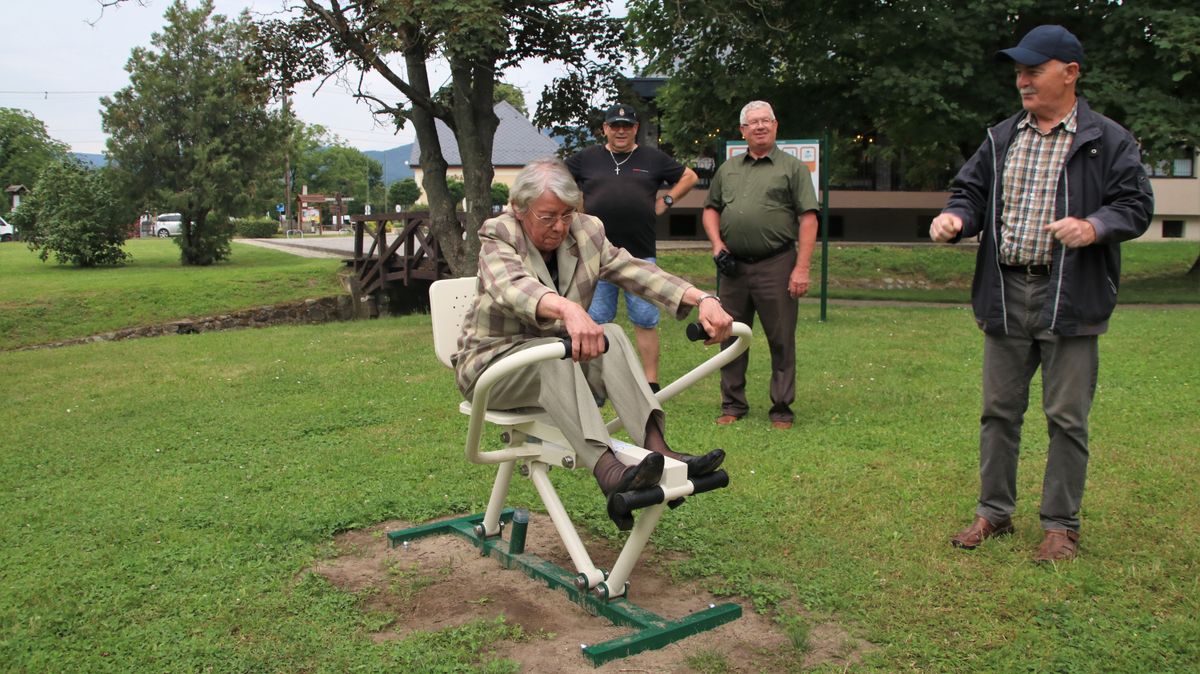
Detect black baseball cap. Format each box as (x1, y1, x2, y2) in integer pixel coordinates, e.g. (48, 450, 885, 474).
(996, 25, 1084, 66)
(604, 104, 638, 125)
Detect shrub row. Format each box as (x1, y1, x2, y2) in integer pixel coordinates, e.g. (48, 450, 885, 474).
(233, 218, 279, 238)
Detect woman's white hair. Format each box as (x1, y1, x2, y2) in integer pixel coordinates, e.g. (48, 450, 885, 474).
(508, 158, 584, 212)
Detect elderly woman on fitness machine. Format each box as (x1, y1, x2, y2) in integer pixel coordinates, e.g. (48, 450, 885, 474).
(452, 158, 731, 529)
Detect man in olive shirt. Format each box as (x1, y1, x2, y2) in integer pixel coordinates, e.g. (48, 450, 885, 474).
(703, 100, 820, 430)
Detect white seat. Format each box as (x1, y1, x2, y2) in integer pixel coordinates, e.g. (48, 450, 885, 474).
(429, 276, 751, 598)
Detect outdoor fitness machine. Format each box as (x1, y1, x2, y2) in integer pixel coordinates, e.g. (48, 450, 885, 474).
(387, 276, 751, 665)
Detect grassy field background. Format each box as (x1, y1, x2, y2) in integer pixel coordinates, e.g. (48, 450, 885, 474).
(2, 304, 1197, 671)
(0, 239, 343, 349)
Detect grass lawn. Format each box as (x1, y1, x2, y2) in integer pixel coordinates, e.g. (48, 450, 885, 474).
(1, 304, 1197, 672)
(0, 238, 344, 349)
(659, 240, 1199, 304)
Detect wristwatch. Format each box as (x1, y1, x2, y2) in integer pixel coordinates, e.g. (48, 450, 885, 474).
(662, 195, 674, 208)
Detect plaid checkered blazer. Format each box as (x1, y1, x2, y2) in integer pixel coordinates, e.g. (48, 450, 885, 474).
(453, 211, 694, 394)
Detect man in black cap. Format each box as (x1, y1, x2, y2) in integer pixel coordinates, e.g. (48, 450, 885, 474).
(930, 25, 1153, 562)
(566, 104, 698, 393)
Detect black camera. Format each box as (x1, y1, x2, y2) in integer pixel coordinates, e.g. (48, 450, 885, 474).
(714, 249, 738, 277)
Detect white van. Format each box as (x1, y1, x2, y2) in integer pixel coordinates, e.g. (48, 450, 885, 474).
(153, 213, 183, 237)
(0, 214, 15, 242)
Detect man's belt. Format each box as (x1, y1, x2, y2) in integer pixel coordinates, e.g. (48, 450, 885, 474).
(1000, 263, 1052, 277)
(732, 244, 795, 264)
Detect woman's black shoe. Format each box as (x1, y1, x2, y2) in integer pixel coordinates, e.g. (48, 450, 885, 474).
(605, 453, 664, 530)
(679, 448, 725, 478)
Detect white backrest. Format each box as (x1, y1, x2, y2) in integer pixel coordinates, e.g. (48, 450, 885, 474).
(429, 276, 479, 369)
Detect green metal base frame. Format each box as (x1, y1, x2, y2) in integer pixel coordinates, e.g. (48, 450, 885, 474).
(387, 509, 741, 667)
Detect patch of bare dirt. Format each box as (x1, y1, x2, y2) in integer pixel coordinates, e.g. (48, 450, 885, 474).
(309, 513, 875, 672)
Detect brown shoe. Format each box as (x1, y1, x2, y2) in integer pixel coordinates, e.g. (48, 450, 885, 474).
(950, 515, 1014, 549)
(1034, 529, 1080, 562)
(771, 420, 793, 430)
(715, 414, 742, 425)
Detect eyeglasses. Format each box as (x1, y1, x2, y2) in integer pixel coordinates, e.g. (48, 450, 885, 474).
(530, 210, 576, 226)
(740, 118, 775, 129)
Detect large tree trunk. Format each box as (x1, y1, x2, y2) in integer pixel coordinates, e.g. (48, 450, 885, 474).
(449, 58, 498, 275)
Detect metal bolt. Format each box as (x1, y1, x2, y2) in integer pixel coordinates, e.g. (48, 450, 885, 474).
(501, 432, 510, 443)
(562, 456, 575, 469)
(518, 464, 530, 477)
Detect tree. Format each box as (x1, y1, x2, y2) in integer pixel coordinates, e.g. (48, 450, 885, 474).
(14, 161, 129, 267)
(0, 108, 69, 212)
(388, 178, 421, 211)
(102, 0, 287, 265)
(627, 0, 1199, 189)
(259, 1, 626, 275)
(434, 81, 530, 118)
(294, 142, 382, 214)
(490, 182, 510, 210)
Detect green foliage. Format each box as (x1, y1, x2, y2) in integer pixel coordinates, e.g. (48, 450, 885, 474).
(15, 161, 129, 267)
(102, 0, 287, 266)
(490, 182, 509, 208)
(0, 108, 69, 210)
(446, 176, 466, 209)
(388, 177, 422, 210)
(434, 81, 530, 117)
(627, 0, 1200, 188)
(293, 132, 383, 214)
(233, 217, 279, 238)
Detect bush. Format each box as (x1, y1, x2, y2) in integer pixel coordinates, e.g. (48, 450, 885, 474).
(233, 218, 279, 238)
(16, 161, 129, 267)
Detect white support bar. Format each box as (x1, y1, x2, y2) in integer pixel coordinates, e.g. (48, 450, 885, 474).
(603, 502, 667, 599)
(465, 341, 569, 464)
(481, 460, 516, 536)
(528, 462, 605, 588)
(607, 321, 753, 435)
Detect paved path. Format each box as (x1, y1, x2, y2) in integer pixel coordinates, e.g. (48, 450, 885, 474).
(235, 236, 356, 258)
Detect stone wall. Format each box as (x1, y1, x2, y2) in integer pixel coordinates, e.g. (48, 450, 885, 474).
(18, 296, 355, 351)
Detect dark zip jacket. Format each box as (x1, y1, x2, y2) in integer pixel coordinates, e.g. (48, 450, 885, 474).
(943, 97, 1154, 336)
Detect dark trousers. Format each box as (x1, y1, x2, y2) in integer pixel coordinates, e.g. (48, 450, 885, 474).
(977, 269, 1098, 532)
(717, 248, 798, 422)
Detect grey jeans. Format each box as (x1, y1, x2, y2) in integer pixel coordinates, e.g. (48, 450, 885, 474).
(977, 269, 1098, 532)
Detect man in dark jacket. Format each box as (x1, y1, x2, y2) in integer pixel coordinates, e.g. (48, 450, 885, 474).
(930, 25, 1153, 562)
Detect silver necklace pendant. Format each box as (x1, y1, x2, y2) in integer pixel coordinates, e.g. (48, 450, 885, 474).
(608, 147, 634, 176)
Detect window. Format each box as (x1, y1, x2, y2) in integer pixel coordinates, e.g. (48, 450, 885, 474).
(1146, 147, 1195, 178)
(668, 213, 696, 238)
(1162, 220, 1184, 238)
(826, 215, 844, 238)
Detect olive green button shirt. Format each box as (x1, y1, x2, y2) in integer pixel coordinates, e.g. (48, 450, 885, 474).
(705, 146, 819, 259)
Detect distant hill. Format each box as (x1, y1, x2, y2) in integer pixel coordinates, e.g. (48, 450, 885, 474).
(364, 143, 414, 185)
(73, 152, 106, 168)
(70, 147, 415, 183)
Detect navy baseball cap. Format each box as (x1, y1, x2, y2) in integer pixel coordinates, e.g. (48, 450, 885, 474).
(604, 104, 638, 125)
(996, 25, 1084, 66)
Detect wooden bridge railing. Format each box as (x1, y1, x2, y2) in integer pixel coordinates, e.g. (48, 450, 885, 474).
(347, 212, 457, 298)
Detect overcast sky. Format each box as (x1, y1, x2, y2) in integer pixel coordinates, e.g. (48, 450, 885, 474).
(1, 0, 624, 155)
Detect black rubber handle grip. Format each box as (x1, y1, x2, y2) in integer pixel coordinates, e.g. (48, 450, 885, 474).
(690, 470, 730, 494)
(611, 486, 666, 516)
(686, 323, 710, 342)
(560, 335, 611, 359)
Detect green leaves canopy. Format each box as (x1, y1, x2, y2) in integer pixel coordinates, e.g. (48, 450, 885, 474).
(628, 0, 1199, 188)
(102, 0, 286, 265)
(0, 108, 69, 210)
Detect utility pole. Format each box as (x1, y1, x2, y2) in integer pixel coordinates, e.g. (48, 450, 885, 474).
(283, 89, 294, 232)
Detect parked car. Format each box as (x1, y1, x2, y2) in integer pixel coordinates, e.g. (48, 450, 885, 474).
(153, 213, 183, 237)
(0, 214, 15, 242)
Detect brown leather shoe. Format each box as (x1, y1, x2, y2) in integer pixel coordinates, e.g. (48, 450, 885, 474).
(1034, 529, 1080, 562)
(950, 515, 1014, 549)
(771, 420, 793, 430)
(715, 414, 742, 425)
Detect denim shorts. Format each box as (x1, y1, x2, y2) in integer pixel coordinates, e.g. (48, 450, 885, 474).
(587, 257, 660, 328)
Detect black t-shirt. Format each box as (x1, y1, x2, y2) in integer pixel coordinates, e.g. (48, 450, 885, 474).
(565, 145, 686, 258)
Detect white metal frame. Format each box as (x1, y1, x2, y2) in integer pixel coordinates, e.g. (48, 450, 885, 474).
(429, 276, 751, 599)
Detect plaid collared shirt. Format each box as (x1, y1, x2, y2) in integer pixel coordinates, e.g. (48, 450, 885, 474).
(999, 102, 1078, 265)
